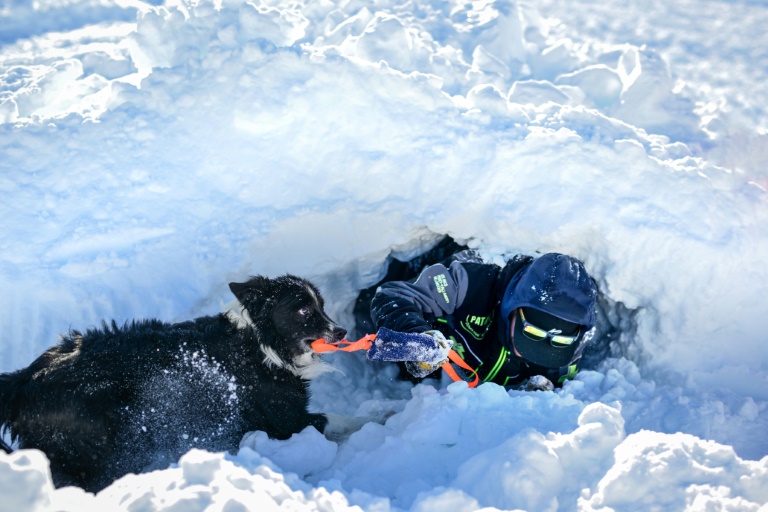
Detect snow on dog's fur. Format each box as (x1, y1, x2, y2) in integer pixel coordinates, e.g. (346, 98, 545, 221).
(0, 274, 351, 492)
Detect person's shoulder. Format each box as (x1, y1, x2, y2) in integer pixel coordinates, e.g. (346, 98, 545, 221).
(448, 251, 534, 277)
(448, 255, 499, 275)
(499, 253, 534, 276)
(441, 248, 484, 266)
(504, 253, 535, 267)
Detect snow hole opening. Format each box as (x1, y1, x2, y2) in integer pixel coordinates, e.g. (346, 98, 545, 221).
(335, 234, 645, 375)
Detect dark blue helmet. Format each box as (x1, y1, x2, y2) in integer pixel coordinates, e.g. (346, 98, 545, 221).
(500, 253, 597, 368)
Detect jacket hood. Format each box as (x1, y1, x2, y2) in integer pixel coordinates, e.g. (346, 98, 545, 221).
(500, 253, 597, 328)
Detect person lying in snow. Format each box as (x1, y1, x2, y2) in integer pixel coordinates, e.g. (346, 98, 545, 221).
(367, 245, 598, 390)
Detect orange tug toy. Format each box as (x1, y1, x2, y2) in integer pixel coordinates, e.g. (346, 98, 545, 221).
(311, 327, 479, 388)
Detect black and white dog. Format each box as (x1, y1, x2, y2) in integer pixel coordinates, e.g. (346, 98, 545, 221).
(0, 275, 351, 492)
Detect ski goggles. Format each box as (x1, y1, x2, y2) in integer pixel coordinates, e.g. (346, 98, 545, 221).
(518, 308, 581, 347)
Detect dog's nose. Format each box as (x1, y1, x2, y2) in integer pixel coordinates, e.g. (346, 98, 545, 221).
(332, 327, 347, 341)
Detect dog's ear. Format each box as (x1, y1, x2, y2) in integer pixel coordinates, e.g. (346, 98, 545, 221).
(228, 281, 249, 301)
(229, 276, 271, 307)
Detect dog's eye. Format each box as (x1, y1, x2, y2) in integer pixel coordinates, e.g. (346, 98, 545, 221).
(298, 307, 310, 317)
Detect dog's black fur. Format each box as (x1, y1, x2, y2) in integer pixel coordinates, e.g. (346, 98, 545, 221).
(0, 275, 347, 492)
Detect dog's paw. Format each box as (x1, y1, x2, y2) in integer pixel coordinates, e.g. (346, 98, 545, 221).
(323, 413, 377, 443)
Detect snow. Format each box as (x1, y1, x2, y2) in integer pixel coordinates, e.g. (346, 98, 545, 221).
(1, 0, 768, 510)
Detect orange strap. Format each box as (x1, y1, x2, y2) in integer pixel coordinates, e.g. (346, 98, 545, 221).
(311, 334, 376, 353)
(442, 349, 480, 388)
(311, 334, 479, 388)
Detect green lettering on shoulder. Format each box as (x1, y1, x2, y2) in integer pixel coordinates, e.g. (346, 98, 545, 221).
(433, 274, 450, 304)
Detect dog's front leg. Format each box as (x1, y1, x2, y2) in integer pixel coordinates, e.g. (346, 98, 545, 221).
(306, 412, 328, 435)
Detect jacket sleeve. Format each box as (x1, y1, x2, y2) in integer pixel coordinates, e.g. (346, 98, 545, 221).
(370, 261, 470, 334)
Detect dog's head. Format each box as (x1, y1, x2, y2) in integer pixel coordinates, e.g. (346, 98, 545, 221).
(228, 275, 346, 378)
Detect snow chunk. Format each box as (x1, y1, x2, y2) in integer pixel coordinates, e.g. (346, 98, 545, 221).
(0, 450, 54, 512)
(239, 427, 337, 479)
(581, 431, 768, 511)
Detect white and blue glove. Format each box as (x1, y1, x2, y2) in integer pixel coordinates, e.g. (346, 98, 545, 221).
(403, 330, 453, 378)
(367, 328, 453, 378)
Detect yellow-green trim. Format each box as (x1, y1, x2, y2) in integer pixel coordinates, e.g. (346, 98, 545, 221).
(484, 347, 509, 382)
(557, 364, 578, 383)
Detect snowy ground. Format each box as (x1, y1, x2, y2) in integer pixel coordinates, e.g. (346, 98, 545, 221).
(1, 0, 768, 511)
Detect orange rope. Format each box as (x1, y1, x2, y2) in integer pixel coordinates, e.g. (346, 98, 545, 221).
(441, 349, 480, 388)
(311, 334, 479, 388)
(311, 334, 375, 353)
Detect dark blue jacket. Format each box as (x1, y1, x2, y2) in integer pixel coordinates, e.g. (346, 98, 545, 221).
(371, 253, 597, 387)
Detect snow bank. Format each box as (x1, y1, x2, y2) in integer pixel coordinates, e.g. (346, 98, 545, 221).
(3, 393, 767, 511)
(2, 0, 768, 509)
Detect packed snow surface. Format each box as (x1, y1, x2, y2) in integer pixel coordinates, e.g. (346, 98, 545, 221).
(1, 0, 768, 510)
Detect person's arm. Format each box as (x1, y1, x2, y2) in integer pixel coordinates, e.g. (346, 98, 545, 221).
(370, 261, 470, 333)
